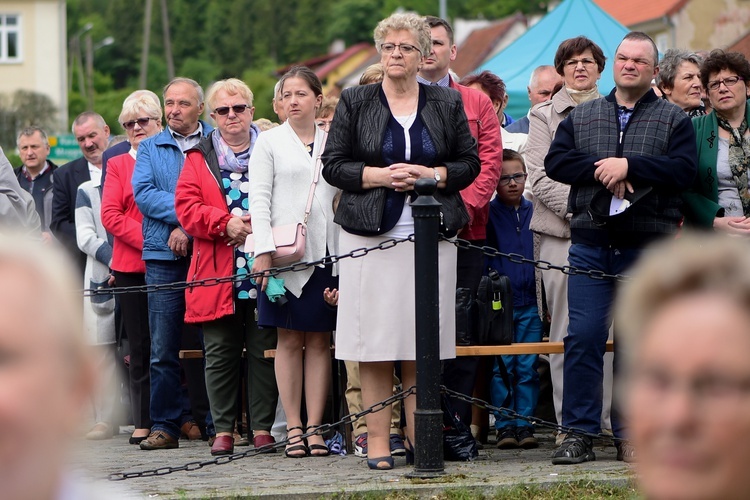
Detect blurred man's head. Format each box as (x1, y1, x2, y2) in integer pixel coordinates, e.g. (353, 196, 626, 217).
(618, 235, 750, 500)
(0, 234, 92, 499)
(528, 65, 562, 107)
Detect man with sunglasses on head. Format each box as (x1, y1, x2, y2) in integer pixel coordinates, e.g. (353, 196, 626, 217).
(418, 16, 503, 440)
(132, 77, 214, 450)
(545, 32, 697, 465)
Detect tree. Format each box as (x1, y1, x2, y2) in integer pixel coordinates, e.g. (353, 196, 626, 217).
(328, 0, 383, 46)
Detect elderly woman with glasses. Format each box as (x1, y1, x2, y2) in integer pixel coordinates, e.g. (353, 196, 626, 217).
(656, 49, 705, 116)
(101, 90, 163, 444)
(322, 12, 479, 470)
(683, 50, 750, 235)
(175, 78, 278, 457)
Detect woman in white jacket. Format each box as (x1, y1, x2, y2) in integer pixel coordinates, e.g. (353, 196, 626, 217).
(76, 177, 116, 440)
(249, 66, 339, 458)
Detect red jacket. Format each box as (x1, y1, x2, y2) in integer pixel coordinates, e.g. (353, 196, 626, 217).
(450, 78, 503, 241)
(175, 143, 235, 324)
(101, 152, 146, 273)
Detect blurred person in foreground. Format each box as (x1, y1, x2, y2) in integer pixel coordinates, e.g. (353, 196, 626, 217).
(323, 12, 479, 470)
(617, 234, 750, 500)
(0, 233, 131, 499)
(0, 147, 41, 233)
(683, 50, 750, 233)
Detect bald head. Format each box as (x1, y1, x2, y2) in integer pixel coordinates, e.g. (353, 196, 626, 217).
(528, 65, 562, 107)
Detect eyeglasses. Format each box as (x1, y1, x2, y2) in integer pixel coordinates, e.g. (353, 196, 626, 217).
(564, 58, 596, 68)
(707, 76, 743, 92)
(122, 117, 155, 130)
(499, 173, 528, 186)
(214, 104, 250, 116)
(316, 119, 332, 131)
(380, 43, 421, 56)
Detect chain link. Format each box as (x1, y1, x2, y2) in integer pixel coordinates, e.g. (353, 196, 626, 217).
(444, 236, 630, 282)
(85, 236, 413, 297)
(108, 386, 416, 481)
(441, 386, 621, 444)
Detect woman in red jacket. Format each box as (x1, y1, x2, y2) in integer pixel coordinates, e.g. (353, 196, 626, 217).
(101, 90, 163, 444)
(175, 78, 278, 457)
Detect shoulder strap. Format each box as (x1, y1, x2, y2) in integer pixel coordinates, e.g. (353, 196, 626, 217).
(303, 133, 328, 224)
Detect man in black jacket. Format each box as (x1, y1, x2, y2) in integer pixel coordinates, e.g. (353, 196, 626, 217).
(15, 127, 57, 237)
(50, 112, 110, 276)
(545, 32, 697, 464)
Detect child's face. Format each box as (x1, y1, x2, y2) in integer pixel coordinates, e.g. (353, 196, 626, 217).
(497, 159, 526, 206)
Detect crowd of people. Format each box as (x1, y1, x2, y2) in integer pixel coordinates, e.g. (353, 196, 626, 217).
(2, 12, 750, 489)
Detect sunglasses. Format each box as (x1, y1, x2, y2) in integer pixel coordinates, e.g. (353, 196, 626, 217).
(214, 104, 250, 116)
(122, 117, 155, 130)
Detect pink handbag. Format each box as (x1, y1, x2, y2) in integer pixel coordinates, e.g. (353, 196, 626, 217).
(246, 137, 325, 267)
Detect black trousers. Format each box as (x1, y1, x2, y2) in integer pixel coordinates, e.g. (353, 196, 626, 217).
(442, 241, 484, 425)
(114, 271, 151, 429)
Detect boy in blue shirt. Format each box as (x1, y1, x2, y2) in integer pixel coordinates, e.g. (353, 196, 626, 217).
(486, 149, 543, 449)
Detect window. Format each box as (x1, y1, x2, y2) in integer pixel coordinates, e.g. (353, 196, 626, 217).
(0, 14, 21, 63)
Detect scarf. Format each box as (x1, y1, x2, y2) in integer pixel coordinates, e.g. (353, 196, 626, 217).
(716, 113, 750, 217)
(212, 123, 259, 173)
(566, 86, 599, 105)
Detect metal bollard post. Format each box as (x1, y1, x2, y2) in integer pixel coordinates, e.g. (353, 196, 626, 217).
(406, 178, 445, 478)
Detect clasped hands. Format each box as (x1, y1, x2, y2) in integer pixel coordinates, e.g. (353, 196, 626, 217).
(594, 157, 633, 199)
(224, 215, 252, 247)
(387, 163, 433, 192)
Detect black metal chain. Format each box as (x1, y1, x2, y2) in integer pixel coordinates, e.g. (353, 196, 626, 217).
(108, 386, 416, 481)
(444, 236, 630, 282)
(85, 236, 413, 297)
(441, 386, 621, 444)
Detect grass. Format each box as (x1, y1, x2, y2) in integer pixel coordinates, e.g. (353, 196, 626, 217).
(324, 479, 640, 500)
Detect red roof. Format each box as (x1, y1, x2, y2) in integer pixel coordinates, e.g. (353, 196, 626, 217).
(593, 0, 689, 26)
(728, 30, 750, 60)
(277, 42, 373, 78)
(453, 14, 526, 78)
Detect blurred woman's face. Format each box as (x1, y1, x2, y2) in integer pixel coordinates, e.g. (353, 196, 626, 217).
(281, 77, 322, 125)
(627, 293, 750, 500)
(663, 61, 702, 112)
(562, 49, 600, 92)
(122, 113, 161, 150)
(210, 89, 254, 140)
(380, 29, 424, 83)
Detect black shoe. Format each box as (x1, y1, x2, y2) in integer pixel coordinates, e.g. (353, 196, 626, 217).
(551, 436, 595, 464)
(496, 427, 519, 449)
(516, 427, 539, 449)
(616, 440, 636, 463)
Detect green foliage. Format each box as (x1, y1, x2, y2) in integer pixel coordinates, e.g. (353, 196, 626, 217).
(0, 91, 59, 149)
(328, 0, 384, 46)
(242, 67, 280, 121)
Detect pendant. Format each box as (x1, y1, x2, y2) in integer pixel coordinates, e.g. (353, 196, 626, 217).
(306, 143, 313, 153)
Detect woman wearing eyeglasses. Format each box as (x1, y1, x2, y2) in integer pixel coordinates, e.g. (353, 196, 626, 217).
(101, 90, 163, 445)
(175, 78, 279, 457)
(683, 50, 750, 235)
(523, 36, 612, 443)
(322, 12, 479, 470)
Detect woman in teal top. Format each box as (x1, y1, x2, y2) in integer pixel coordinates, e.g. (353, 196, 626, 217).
(683, 49, 750, 235)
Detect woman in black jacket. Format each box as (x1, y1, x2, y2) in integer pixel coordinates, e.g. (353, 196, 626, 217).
(322, 12, 479, 470)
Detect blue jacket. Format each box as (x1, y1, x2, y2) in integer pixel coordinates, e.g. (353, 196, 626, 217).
(486, 196, 536, 308)
(132, 121, 213, 261)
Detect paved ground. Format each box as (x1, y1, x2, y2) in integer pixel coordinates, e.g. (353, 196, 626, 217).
(72, 429, 634, 499)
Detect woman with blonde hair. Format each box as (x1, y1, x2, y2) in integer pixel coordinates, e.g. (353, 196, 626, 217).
(101, 90, 163, 444)
(176, 78, 278, 456)
(323, 12, 479, 469)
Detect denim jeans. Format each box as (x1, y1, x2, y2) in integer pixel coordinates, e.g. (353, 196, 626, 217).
(563, 243, 640, 437)
(491, 304, 543, 430)
(146, 259, 213, 438)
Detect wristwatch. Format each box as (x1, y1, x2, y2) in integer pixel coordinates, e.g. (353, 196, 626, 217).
(433, 168, 441, 183)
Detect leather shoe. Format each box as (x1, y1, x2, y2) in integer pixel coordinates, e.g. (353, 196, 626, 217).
(253, 433, 276, 453)
(211, 435, 234, 456)
(180, 420, 202, 440)
(140, 430, 179, 450)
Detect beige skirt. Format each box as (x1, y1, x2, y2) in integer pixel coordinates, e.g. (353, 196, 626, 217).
(334, 231, 457, 362)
